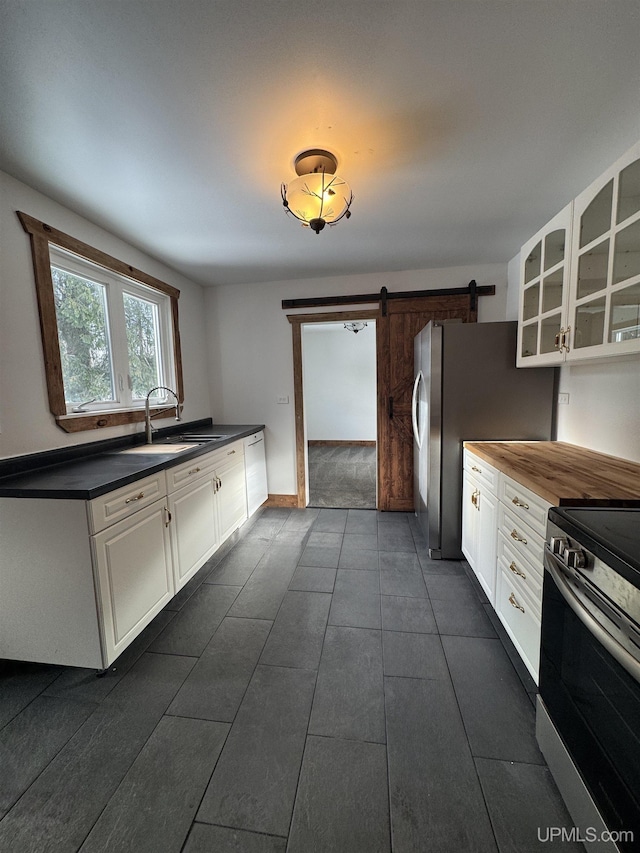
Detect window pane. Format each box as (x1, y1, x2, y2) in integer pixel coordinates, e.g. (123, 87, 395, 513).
(52, 266, 115, 404)
(609, 282, 640, 343)
(580, 180, 613, 248)
(574, 297, 606, 349)
(523, 282, 540, 321)
(123, 292, 162, 399)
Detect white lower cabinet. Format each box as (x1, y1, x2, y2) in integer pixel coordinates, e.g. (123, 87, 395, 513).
(462, 451, 499, 604)
(168, 477, 218, 592)
(0, 438, 250, 669)
(462, 447, 551, 683)
(166, 439, 247, 592)
(215, 449, 248, 543)
(92, 497, 174, 665)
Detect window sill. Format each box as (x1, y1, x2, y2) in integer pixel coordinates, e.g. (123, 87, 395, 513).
(56, 406, 179, 434)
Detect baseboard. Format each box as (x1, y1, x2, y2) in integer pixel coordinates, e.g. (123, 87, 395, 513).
(308, 440, 376, 447)
(264, 494, 298, 508)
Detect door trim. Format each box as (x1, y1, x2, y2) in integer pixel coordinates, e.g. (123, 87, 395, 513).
(287, 310, 379, 508)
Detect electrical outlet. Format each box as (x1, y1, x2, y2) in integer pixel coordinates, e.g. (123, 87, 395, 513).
(558, 392, 570, 405)
(276, 395, 290, 405)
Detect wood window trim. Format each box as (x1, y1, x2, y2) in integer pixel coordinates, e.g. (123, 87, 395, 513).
(287, 309, 380, 508)
(17, 211, 184, 433)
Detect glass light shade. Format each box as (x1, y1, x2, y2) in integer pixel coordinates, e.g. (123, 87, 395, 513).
(285, 171, 352, 232)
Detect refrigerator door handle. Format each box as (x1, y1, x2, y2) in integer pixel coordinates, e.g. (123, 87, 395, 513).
(411, 370, 423, 448)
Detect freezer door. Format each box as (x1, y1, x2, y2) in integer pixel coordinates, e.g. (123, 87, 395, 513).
(425, 323, 443, 557)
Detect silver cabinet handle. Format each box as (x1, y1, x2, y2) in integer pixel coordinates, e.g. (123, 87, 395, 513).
(512, 496, 529, 510)
(227, 449, 236, 455)
(508, 592, 525, 613)
(509, 560, 526, 579)
(164, 507, 172, 527)
(471, 465, 481, 473)
(188, 467, 201, 475)
(125, 492, 144, 504)
(510, 529, 527, 545)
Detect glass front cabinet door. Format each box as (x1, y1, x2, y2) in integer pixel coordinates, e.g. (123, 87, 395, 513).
(567, 140, 640, 360)
(517, 204, 573, 366)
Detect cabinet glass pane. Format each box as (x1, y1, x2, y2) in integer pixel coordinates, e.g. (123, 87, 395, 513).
(523, 283, 540, 321)
(542, 269, 564, 312)
(617, 158, 640, 224)
(580, 180, 613, 248)
(613, 219, 640, 284)
(574, 297, 606, 349)
(521, 323, 538, 358)
(544, 229, 565, 270)
(609, 282, 640, 343)
(524, 242, 541, 284)
(577, 239, 609, 299)
(540, 314, 563, 353)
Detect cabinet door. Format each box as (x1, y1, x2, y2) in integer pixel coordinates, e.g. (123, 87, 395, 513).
(474, 484, 498, 604)
(168, 475, 218, 592)
(567, 139, 640, 360)
(461, 469, 479, 567)
(92, 497, 173, 666)
(517, 203, 573, 366)
(216, 453, 248, 544)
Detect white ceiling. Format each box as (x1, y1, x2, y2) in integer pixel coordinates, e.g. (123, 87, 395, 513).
(2, 1, 640, 288)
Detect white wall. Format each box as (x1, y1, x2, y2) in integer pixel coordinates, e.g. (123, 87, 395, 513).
(0, 171, 212, 459)
(303, 322, 376, 442)
(507, 251, 640, 463)
(205, 263, 507, 496)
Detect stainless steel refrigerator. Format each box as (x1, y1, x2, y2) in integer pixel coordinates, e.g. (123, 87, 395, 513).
(412, 321, 556, 559)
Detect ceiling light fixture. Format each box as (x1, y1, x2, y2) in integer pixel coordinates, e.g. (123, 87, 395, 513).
(344, 321, 367, 334)
(281, 149, 353, 234)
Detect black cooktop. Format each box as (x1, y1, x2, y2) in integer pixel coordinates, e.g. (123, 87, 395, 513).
(549, 506, 640, 585)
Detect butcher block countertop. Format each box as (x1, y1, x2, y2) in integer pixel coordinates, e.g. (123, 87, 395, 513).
(463, 441, 640, 507)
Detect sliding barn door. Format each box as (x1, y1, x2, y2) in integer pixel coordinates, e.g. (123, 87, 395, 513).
(377, 294, 476, 512)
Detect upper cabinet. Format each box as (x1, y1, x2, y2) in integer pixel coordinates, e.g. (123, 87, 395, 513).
(518, 140, 640, 366)
(518, 204, 573, 366)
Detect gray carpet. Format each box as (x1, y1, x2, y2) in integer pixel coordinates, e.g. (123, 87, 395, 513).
(308, 444, 376, 509)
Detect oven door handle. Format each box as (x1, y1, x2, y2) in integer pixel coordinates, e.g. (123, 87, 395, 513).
(544, 547, 640, 685)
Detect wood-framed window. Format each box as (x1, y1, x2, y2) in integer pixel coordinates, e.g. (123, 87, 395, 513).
(18, 211, 184, 433)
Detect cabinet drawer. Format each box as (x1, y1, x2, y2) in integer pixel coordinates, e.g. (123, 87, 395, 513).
(89, 472, 167, 534)
(497, 532, 542, 614)
(166, 440, 245, 493)
(499, 475, 550, 538)
(167, 449, 220, 492)
(463, 450, 498, 493)
(495, 565, 541, 683)
(498, 504, 545, 574)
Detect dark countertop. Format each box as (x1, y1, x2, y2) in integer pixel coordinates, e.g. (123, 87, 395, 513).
(0, 422, 264, 500)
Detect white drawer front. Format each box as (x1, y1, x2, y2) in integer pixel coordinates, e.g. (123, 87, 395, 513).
(499, 475, 551, 538)
(497, 532, 542, 614)
(89, 472, 167, 534)
(463, 450, 498, 493)
(496, 565, 541, 683)
(166, 440, 245, 493)
(498, 504, 545, 574)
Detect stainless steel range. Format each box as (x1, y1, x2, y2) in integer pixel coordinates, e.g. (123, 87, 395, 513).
(537, 507, 640, 852)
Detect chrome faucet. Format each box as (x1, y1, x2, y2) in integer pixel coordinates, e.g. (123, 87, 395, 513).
(145, 386, 181, 443)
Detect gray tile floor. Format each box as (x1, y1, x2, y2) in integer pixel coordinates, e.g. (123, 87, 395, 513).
(0, 507, 585, 853)
(308, 445, 376, 509)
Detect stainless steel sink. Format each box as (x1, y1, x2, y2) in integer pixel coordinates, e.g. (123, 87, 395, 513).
(171, 434, 228, 442)
(120, 443, 204, 454)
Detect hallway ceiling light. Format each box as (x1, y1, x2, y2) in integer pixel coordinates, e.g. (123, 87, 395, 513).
(344, 321, 367, 334)
(281, 149, 353, 235)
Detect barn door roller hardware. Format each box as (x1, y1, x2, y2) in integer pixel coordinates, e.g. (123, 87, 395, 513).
(281, 280, 494, 313)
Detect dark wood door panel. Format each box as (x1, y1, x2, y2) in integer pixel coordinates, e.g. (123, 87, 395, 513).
(377, 294, 476, 512)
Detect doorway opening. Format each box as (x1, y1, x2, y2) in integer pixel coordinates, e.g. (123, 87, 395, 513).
(302, 319, 377, 509)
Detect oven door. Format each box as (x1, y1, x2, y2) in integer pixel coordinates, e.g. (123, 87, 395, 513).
(540, 547, 640, 850)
